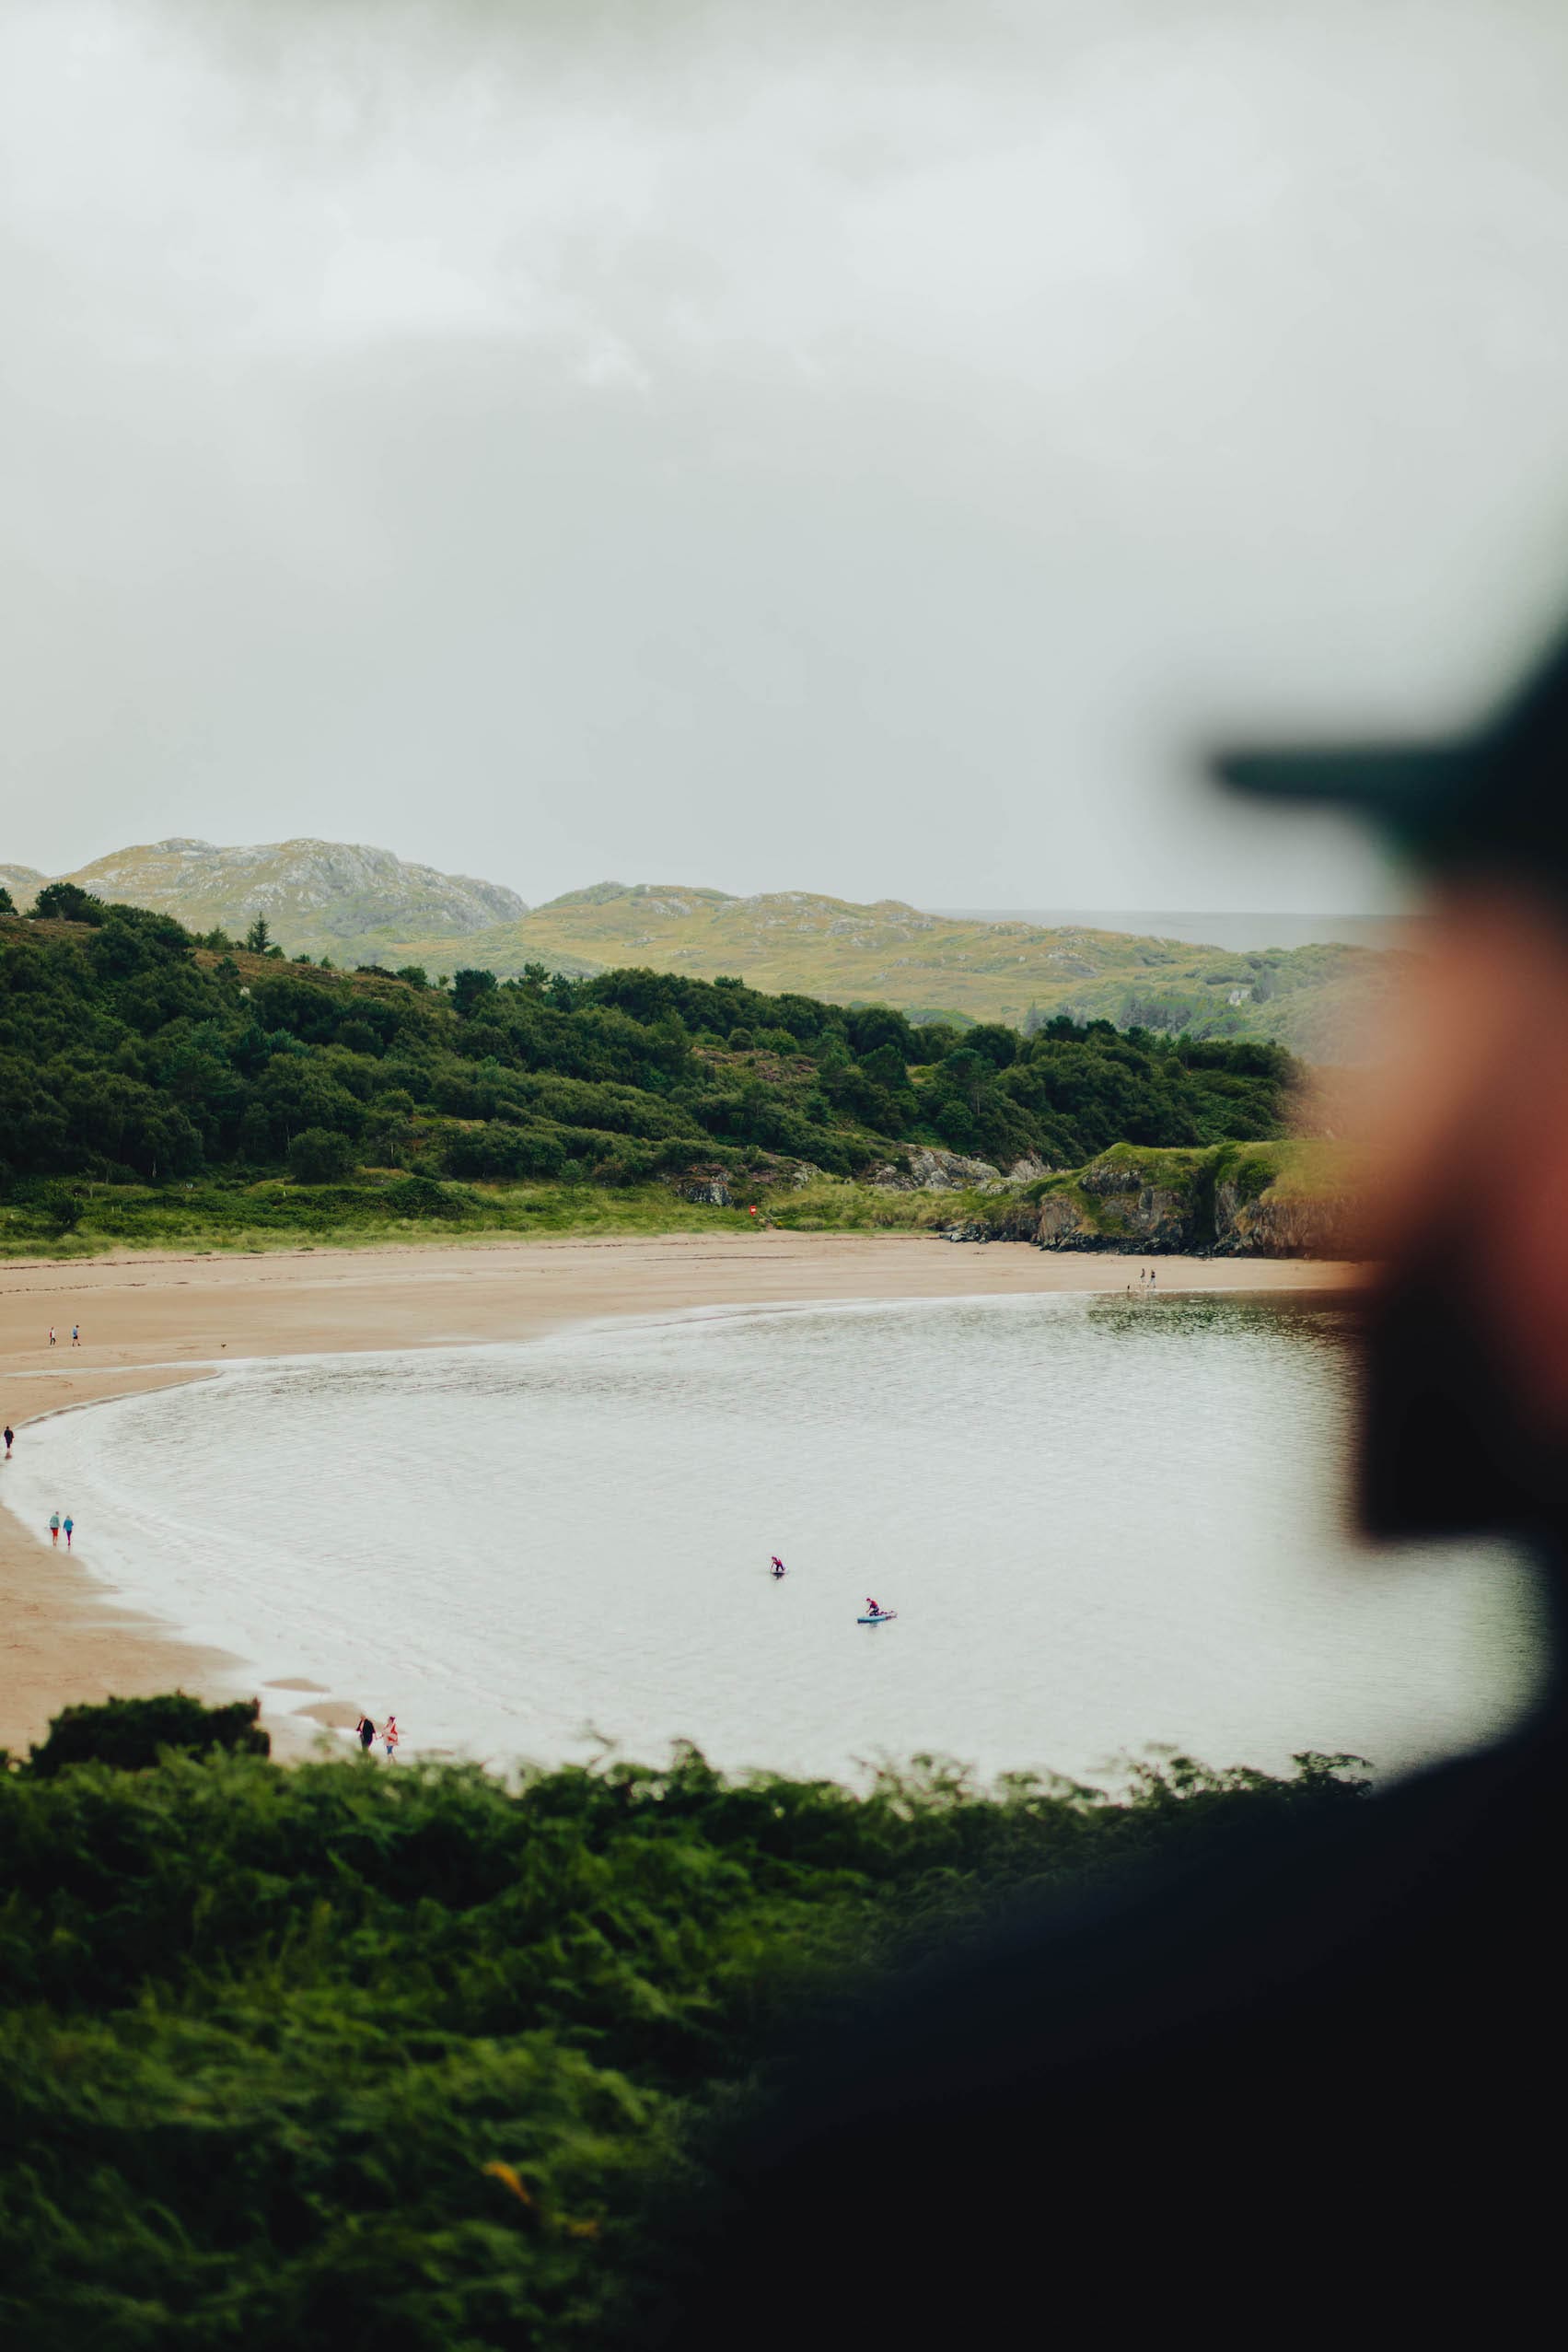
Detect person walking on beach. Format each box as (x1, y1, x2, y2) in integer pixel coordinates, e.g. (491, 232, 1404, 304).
(382, 1714, 401, 1762)
(63, 1514, 74, 1549)
(71, 1324, 80, 1347)
(48, 1327, 55, 1347)
(48, 1512, 60, 1545)
(4, 1425, 13, 1458)
(355, 1713, 377, 1753)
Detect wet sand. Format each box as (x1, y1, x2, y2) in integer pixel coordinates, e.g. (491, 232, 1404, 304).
(0, 1232, 1363, 1755)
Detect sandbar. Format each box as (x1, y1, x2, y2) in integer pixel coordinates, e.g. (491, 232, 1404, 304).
(0, 1231, 1363, 1755)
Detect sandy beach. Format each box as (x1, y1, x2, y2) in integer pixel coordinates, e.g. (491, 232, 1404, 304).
(0, 1232, 1363, 1756)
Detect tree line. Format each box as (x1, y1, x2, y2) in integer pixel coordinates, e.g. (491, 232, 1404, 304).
(0, 885, 1296, 1195)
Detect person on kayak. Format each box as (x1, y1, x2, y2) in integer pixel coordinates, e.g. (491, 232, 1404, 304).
(865, 1597, 882, 1616)
(771, 1555, 786, 1575)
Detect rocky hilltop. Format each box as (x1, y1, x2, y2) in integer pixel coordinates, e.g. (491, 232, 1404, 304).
(4, 839, 528, 969)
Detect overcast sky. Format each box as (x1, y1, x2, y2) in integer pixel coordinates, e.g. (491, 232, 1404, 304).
(5, 0, 1568, 912)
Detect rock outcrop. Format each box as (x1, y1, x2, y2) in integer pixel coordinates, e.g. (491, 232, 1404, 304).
(1022, 1141, 1365, 1258)
(1033, 1156, 1198, 1252)
(673, 1170, 733, 1206)
(1212, 1178, 1361, 1258)
(868, 1147, 1001, 1191)
(668, 1158, 822, 1207)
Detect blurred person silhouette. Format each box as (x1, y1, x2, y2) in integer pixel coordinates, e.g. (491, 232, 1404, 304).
(656, 632, 1568, 2347)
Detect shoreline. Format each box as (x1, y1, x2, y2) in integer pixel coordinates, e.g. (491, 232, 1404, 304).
(0, 1232, 1365, 1758)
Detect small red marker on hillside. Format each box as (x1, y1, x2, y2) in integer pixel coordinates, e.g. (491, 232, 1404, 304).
(749, 1205, 757, 1215)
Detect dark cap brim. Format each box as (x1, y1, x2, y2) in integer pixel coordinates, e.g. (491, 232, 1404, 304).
(1214, 741, 1473, 817)
(1214, 622, 1568, 876)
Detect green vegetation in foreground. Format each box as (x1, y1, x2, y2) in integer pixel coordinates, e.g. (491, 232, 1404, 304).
(0, 898, 1301, 1251)
(0, 1697, 1369, 2348)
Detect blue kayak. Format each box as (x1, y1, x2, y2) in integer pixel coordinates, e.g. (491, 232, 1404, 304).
(857, 1610, 897, 1624)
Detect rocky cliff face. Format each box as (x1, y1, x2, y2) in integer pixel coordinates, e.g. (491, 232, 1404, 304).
(1035, 1164, 1197, 1252)
(1023, 1141, 1364, 1258)
(1211, 1179, 1361, 1258)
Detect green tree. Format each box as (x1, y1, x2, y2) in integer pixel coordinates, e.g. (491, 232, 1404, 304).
(0, 884, 15, 914)
(244, 913, 272, 953)
(861, 1042, 907, 1089)
(238, 1102, 274, 1161)
(41, 1183, 84, 1233)
(845, 1003, 917, 1058)
(287, 1127, 356, 1183)
(453, 966, 499, 1016)
(966, 1021, 1018, 1070)
(32, 880, 105, 926)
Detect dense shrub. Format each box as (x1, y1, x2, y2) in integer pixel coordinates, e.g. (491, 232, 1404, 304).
(287, 1125, 358, 1183)
(28, 1693, 270, 1776)
(383, 1173, 470, 1218)
(444, 1123, 569, 1180)
(0, 1722, 1365, 2347)
(30, 879, 105, 925)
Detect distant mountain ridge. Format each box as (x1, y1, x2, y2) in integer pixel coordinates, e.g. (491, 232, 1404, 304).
(401, 881, 1405, 1060)
(2, 838, 528, 969)
(1, 844, 1406, 1058)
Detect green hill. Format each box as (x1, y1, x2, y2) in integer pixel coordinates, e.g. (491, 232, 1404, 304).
(3, 846, 1407, 1059)
(2, 837, 529, 970)
(383, 883, 1408, 1059)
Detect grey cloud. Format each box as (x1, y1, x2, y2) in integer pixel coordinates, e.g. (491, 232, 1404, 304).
(5, 0, 1568, 911)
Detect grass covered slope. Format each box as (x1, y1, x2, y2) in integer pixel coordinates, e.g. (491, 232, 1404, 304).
(0, 901, 1297, 1232)
(394, 882, 1407, 1057)
(0, 1712, 1367, 2349)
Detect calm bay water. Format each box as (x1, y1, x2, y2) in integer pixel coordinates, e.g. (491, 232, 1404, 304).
(7, 1293, 1544, 1782)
